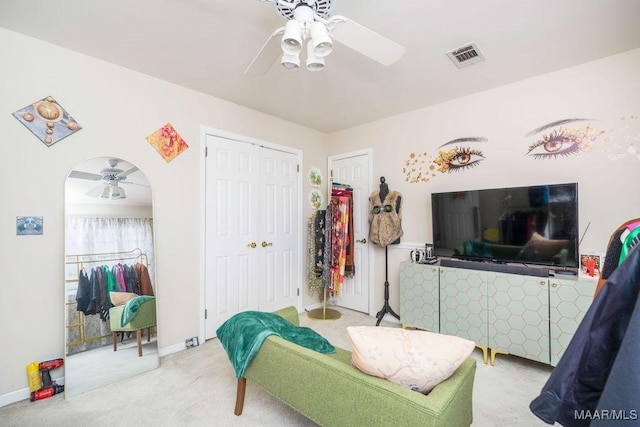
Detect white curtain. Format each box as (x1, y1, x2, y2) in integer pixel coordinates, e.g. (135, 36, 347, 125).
(65, 216, 155, 287)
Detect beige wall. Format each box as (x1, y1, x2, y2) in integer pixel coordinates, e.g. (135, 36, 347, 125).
(0, 27, 328, 399)
(329, 48, 640, 319)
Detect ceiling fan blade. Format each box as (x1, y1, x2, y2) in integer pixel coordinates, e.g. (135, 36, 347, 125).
(120, 181, 150, 187)
(85, 184, 106, 198)
(245, 27, 286, 76)
(68, 170, 103, 181)
(117, 166, 138, 179)
(329, 16, 405, 66)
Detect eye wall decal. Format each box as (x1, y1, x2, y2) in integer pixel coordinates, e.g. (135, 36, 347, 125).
(525, 118, 603, 160)
(433, 137, 487, 173)
(403, 137, 487, 184)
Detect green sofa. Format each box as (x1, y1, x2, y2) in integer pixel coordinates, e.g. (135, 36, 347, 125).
(233, 306, 477, 426)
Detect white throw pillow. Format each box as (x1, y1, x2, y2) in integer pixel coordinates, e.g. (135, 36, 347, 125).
(347, 326, 474, 394)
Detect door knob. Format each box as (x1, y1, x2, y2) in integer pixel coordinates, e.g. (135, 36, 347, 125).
(356, 238, 367, 244)
(247, 242, 257, 248)
(261, 241, 273, 247)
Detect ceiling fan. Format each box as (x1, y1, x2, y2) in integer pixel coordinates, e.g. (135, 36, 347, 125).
(67, 158, 146, 200)
(246, 0, 405, 75)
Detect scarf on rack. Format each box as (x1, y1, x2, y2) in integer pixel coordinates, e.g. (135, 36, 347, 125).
(331, 187, 355, 278)
(307, 214, 324, 296)
(322, 206, 333, 292)
(330, 195, 350, 295)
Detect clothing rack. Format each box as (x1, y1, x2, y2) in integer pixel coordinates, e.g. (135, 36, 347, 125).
(307, 175, 344, 321)
(65, 248, 148, 353)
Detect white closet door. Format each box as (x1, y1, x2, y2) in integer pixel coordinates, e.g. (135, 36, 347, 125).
(205, 135, 260, 338)
(205, 135, 300, 338)
(258, 148, 299, 312)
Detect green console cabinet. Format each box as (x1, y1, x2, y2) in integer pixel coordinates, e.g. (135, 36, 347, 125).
(399, 261, 439, 333)
(399, 259, 596, 367)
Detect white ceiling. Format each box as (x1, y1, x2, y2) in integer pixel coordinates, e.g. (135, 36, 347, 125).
(1, 0, 639, 133)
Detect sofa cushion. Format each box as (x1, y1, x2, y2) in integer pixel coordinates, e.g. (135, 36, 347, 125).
(347, 326, 474, 394)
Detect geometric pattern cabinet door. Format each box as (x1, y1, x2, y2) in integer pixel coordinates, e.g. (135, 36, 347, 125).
(487, 272, 550, 364)
(439, 266, 488, 348)
(399, 261, 439, 332)
(549, 278, 597, 366)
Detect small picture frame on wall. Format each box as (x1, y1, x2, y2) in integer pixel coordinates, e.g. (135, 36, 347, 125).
(17, 216, 43, 235)
(579, 252, 604, 279)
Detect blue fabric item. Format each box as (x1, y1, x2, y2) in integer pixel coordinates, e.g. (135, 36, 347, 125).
(462, 240, 493, 258)
(592, 267, 640, 426)
(529, 247, 640, 426)
(120, 296, 155, 327)
(217, 311, 335, 379)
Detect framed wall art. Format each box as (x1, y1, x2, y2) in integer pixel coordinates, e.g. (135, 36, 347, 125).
(12, 96, 82, 147)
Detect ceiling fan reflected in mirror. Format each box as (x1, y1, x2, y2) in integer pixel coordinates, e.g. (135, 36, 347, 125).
(68, 158, 148, 200)
(246, 0, 405, 75)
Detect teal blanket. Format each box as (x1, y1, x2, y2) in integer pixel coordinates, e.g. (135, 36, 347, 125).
(217, 311, 335, 379)
(121, 296, 154, 327)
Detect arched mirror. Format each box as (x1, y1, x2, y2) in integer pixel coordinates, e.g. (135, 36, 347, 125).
(64, 157, 158, 398)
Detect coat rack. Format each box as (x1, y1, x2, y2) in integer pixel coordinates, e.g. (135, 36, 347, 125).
(307, 173, 341, 321)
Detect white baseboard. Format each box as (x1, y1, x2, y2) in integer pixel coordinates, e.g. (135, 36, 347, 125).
(0, 387, 30, 408)
(0, 373, 65, 408)
(158, 342, 186, 358)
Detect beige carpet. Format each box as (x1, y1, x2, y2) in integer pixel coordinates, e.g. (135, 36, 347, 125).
(0, 308, 552, 426)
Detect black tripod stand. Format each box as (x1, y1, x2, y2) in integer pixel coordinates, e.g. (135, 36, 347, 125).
(375, 246, 400, 326)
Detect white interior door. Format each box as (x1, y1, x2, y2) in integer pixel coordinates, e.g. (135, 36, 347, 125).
(205, 135, 260, 338)
(204, 134, 300, 338)
(329, 151, 371, 314)
(258, 148, 299, 312)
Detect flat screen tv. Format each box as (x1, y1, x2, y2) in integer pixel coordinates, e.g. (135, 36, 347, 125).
(431, 183, 579, 269)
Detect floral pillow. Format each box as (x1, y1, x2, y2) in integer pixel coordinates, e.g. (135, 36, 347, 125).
(347, 326, 475, 394)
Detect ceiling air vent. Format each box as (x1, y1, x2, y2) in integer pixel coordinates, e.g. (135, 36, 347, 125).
(446, 42, 485, 69)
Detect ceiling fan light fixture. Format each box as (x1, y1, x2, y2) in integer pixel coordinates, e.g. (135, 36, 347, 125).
(101, 186, 110, 199)
(281, 19, 302, 55)
(281, 52, 300, 70)
(310, 21, 332, 57)
(111, 185, 126, 199)
(306, 42, 325, 71)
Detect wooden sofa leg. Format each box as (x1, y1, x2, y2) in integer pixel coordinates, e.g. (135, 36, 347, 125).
(112, 332, 117, 352)
(136, 330, 142, 357)
(234, 378, 247, 416)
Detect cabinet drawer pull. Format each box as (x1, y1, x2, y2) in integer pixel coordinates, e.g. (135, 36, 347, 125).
(551, 283, 558, 288)
(540, 281, 546, 286)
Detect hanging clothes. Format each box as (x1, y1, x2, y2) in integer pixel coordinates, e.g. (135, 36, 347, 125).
(76, 268, 91, 314)
(321, 206, 333, 293)
(136, 263, 154, 296)
(530, 246, 640, 426)
(307, 212, 324, 296)
(329, 194, 350, 296)
(332, 185, 355, 278)
(595, 218, 640, 298)
(368, 190, 403, 247)
(103, 265, 115, 305)
(314, 209, 327, 278)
